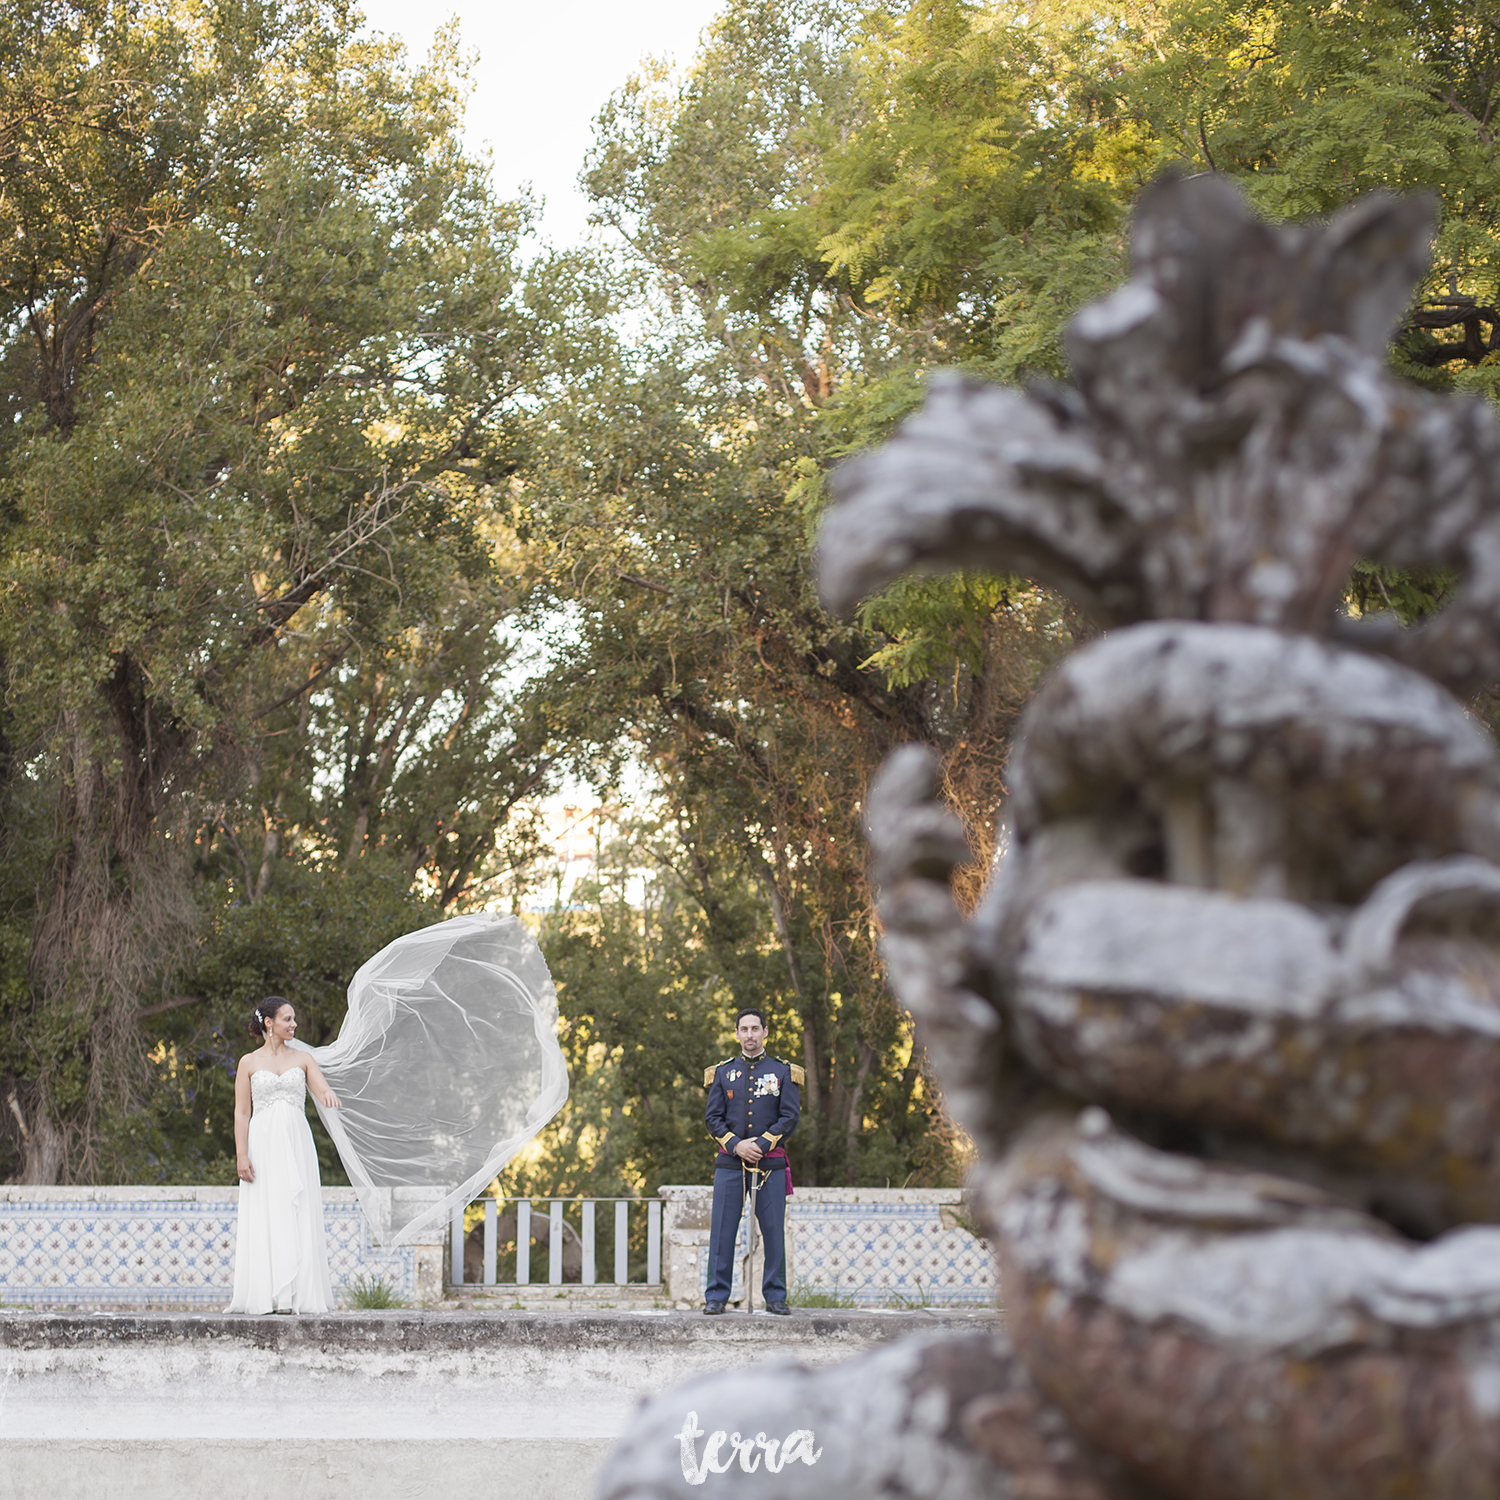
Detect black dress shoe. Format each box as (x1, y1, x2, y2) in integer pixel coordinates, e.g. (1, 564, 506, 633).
(766, 1300, 791, 1315)
(703, 1300, 727, 1315)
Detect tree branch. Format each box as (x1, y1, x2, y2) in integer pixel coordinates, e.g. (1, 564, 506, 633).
(251, 647, 350, 720)
(135, 994, 205, 1020)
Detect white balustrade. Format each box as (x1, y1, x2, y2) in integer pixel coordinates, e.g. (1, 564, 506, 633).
(448, 1196, 664, 1287)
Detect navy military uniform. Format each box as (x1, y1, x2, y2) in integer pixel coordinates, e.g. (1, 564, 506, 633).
(703, 1049, 802, 1307)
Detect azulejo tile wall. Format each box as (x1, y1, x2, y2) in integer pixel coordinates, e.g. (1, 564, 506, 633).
(0, 1187, 437, 1309)
(2, 1185, 994, 1310)
(786, 1195, 995, 1307)
(664, 1186, 996, 1309)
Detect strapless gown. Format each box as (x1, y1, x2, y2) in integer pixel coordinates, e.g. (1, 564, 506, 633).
(226, 1067, 333, 1313)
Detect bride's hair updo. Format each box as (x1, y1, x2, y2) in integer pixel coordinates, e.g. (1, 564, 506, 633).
(249, 996, 291, 1039)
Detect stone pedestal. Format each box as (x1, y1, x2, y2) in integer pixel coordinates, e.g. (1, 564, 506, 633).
(390, 1187, 446, 1306)
(659, 1184, 713, 1309)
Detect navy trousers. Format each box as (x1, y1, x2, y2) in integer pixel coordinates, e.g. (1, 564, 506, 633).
(706, 1161, 787, 1304)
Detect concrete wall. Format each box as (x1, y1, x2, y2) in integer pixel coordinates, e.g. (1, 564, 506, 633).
(0, 1307, 999, 1500)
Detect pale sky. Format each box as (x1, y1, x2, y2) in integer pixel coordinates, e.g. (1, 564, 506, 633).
(350, 4, 723, 825)
(354, 0, 727, 247)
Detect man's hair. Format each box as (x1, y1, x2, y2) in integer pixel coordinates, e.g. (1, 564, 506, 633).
(735, 1006, 767, 1030)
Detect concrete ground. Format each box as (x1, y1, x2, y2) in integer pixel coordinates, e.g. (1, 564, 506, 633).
(0, 1308, 1000, 1499)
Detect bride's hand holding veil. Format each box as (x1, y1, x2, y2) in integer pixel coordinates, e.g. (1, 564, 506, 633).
(302, 1053, 341, 1111)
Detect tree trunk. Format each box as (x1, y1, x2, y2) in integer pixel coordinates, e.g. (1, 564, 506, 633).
(843, 1038, 878, 1184)
(22, 665, 196, 1181)
(7, 1090, 66, 1185)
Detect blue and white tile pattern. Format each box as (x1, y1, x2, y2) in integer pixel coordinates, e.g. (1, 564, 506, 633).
(0, 1188, 418, 1308)
(787, 1197, 994, 1306)
(692, 1191, 995, 1308)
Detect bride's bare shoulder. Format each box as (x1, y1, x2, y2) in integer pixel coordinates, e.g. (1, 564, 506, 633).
(236, 1047, 269, 1074)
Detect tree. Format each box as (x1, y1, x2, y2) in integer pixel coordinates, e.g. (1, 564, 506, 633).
(511, 0, 1077, 1189)
(0, 0, 595, 1181)
(6, 0, 1495, 1192)
(514, 807, 759, 1198)
(803, 0, 1500, 386)
(524, 0, 1500, 1192)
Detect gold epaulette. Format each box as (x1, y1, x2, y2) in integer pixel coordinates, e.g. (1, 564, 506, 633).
(704, 1058, 731, 1088)
(789, 1063, 806, 1088)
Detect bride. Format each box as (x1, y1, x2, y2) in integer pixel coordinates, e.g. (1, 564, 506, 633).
(226, 996, 341, 1314)
(219, 911, 568, 1298)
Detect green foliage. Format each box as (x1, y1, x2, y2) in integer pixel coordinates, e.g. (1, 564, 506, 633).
(125, 856, 436, 1186)
(813, 0, 1137, 374)
(794, 0, 1500, 380)
(789, 1279, 858, 1307)
(5, 0, 1499, 1192)
(0, 0, 589, 1182)
(512, 805, 949, 1195)
(1346, 562, 1459, 627)
(341, 1272, 406, 1309)
(859, 575, 1024, 687)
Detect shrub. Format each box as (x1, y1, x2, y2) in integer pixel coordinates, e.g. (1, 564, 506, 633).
(788, 1279, 857, 1309)
(342, 1273, 406, 1309)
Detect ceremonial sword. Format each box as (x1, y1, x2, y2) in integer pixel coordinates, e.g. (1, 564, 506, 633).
(742, 1159, 768, 1314)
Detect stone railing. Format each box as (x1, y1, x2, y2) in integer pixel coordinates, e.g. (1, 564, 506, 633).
(658, 1185, 994, 1309)
(0, 1185, 446, 1309)
(449, 1195, 662, 1287)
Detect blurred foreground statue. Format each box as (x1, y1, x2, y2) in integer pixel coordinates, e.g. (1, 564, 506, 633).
(598, 176, 1500, 1500)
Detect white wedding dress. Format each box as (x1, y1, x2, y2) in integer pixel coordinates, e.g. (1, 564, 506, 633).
(226, 1068, 333, 1313)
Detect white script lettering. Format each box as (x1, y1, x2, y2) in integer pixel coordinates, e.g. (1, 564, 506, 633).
(679, 1412, 706, 1483)
(780, 1430, 823, 1467)
(755, 1431, 782, 1473)
(679, 1412, 822, 1483)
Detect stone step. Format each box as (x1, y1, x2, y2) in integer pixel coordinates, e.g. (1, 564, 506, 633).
(444, 1282, 668, 1310)
(0, 1309, 1001, 1500)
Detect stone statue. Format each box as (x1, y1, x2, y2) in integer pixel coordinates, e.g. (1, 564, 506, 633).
(597, 176, 1500, 1500)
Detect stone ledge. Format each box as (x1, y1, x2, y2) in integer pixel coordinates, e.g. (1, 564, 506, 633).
(0, 1437, 612, 1500)
(0, 1307, 1003, 1499)
(0, 1306, 999, 1350)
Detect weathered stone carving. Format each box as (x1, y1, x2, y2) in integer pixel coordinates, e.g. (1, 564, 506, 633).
(597, 1330, 1152, 1500)
(596, 176, 1500, 1499)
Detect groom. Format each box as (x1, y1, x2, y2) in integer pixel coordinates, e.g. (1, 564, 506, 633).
(702, 1007, 802, 1315)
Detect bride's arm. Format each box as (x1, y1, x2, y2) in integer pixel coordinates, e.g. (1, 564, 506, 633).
(302, 1055, 341, 1109)
(233, 1063, 255, 1182)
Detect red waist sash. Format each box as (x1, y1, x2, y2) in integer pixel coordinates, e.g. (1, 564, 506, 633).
(717, 1146, 794, 1195)
(762, 1146, 793, 1196)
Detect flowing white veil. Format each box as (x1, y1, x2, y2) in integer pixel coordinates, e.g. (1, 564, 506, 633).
(292, 910, 568, 1248)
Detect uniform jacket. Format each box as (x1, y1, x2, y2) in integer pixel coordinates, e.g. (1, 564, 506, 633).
(704, 1051, 802, 1168)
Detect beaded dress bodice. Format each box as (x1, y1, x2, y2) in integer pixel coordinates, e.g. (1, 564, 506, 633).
(250, 1067, 306, 1114)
